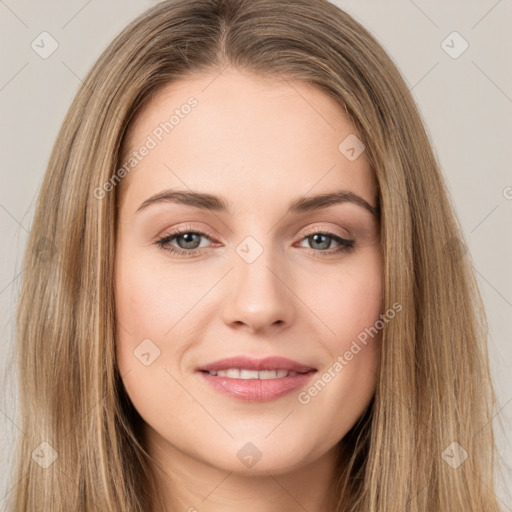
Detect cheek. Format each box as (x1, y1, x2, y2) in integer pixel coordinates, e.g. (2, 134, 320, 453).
(305, 249, 383, 348)
(114, 248, 214, 393)
(113, 258, 188, 425)
(296, 250, 383, 411)
(115, 252, 193, 340)
(114, 251, 173, 381)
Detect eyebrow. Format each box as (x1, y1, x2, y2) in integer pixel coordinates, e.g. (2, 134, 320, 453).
(136, 188, 380, 217)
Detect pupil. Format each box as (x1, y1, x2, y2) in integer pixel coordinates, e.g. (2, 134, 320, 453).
(311, 234, 330, 250)
(179, 233, 200, 249)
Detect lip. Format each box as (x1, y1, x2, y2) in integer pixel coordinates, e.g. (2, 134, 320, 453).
(196, 356, 317, 402)
(196, 356, 317, 373)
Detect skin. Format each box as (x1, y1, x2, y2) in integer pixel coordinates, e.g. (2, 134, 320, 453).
(114, 68, 383, 512)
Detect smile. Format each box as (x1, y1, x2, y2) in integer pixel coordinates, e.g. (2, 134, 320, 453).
(204, 369, 304, 379)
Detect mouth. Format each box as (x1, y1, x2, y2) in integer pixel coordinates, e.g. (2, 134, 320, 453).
(196, 356, 317, 402)
(196, 355, 317, 374)
(199, 368, 314, 379)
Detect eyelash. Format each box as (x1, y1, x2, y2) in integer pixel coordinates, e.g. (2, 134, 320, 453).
(155, 225, 355, 257)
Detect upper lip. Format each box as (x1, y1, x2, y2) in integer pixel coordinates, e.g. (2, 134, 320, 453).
(197, 356, 317, 373)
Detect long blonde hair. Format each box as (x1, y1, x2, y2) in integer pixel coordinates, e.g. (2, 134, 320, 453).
(5, 0, 502, 510)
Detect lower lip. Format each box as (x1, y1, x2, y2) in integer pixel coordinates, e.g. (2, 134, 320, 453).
(197, 371, 316, 402)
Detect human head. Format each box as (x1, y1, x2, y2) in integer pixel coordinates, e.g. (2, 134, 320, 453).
(114, 67, 383, 508)
(10, 1, 499, 510)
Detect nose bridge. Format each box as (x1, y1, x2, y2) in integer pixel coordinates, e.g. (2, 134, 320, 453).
(220, 235, 295, 333)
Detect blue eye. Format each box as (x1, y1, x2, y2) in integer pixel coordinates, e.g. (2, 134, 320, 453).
(155, 229, 211, 256)
(155, 228, 355, 257)
(298, 232, 354, 253)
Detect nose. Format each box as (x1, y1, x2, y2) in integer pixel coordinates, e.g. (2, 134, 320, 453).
(221, 250, 296, 335)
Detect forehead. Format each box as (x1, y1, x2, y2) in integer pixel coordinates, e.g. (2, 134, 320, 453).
(118, 69, 377, 211)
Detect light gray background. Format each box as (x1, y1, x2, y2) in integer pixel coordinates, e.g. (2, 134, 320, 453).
(1, 0, 511, 507)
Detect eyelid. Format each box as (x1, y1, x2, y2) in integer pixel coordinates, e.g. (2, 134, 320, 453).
(155, 223, 218, 243)
(299, 224, 352, 240)
(156, 223, 351, 245)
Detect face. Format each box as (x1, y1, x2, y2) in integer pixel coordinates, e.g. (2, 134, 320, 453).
(114, 68, 383, 477)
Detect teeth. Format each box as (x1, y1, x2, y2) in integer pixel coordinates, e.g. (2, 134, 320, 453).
(240, 369, 259, 379)
(259, 370, 279, 379)
(208, 369, 300, 379)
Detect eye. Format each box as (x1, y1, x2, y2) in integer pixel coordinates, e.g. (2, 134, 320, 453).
(296, 228, 354, 255)
(155, 226, 355, 257)
(155, 227, 214, 256)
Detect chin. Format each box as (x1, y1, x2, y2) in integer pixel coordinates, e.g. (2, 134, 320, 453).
(203, 439, 315, 476)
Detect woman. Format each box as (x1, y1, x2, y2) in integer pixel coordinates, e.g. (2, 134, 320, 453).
(7, 0, 502, 510)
